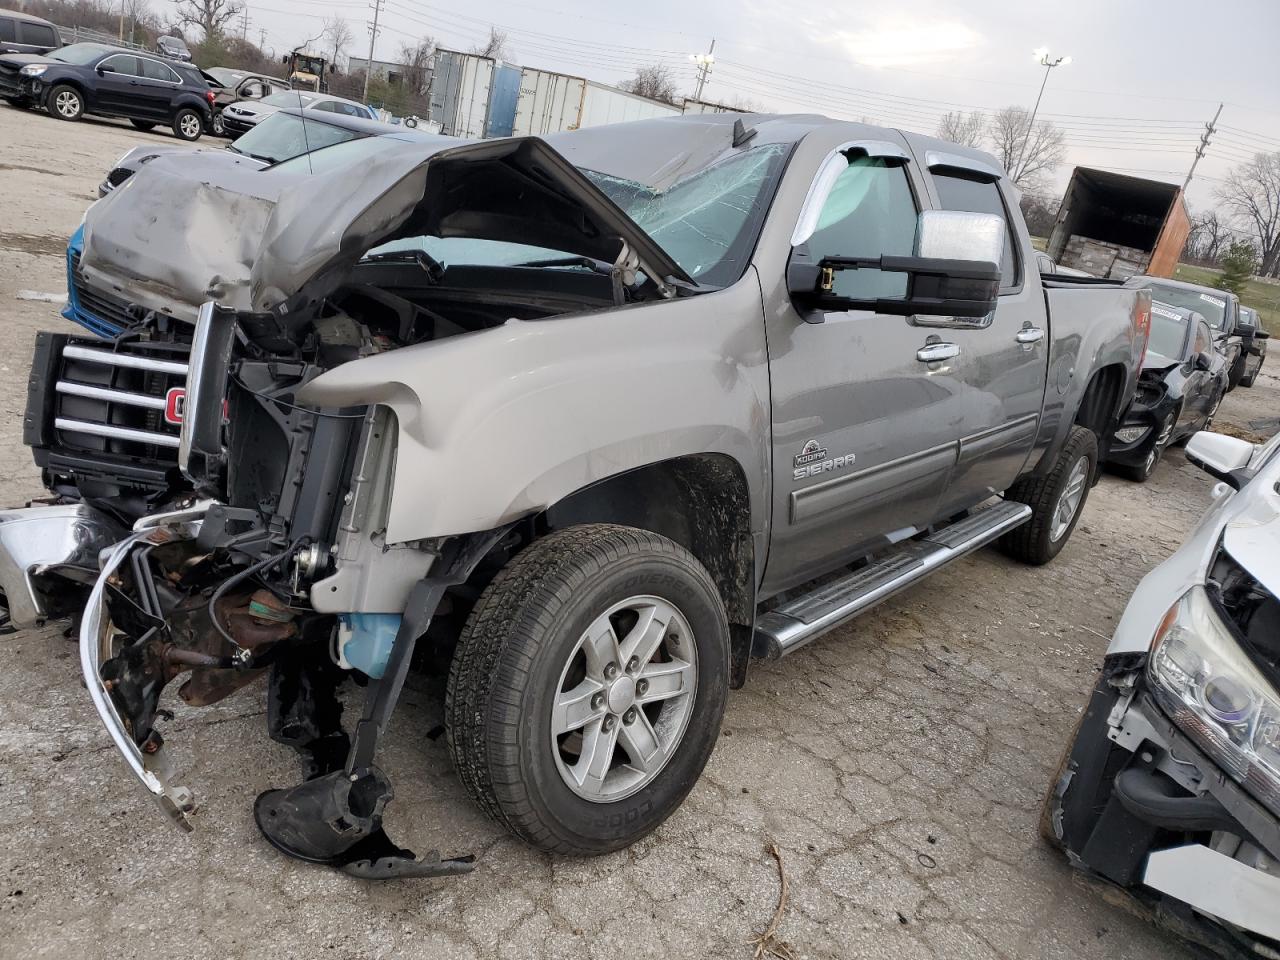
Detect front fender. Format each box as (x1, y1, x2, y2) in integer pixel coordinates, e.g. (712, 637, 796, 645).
(296, 274, 773, 544)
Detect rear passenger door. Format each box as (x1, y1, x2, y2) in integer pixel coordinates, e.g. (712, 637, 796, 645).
(135, 57, 182, 120)
(918, 153, 1048, 515)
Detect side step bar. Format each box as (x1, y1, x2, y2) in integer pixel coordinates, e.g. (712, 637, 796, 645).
(754, 500, 1031, 660)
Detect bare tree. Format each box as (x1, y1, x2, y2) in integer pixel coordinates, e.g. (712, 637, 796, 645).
(936, 110, 986, 148)
(1216, 152, 1280, 276)
(470, 26, 509, 60)
(1186, 209, 1232, 265)
(621, 63, 676, 104)
(321, 17, 354, 71)
(987, 106, 1065, 191)
(396, 37, 435, 95)
(171, 0, 240, 40)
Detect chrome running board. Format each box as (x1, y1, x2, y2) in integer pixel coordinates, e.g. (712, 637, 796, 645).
(755, 500, 1031, 659)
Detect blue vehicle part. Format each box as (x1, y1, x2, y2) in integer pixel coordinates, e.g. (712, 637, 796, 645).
(338, 613, 403, 679)
(62, 224, 124, 339)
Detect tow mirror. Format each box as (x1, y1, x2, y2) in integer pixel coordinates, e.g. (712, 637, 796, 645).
(1194, 352, 1213, 371)
(1185, 431, 1254, 490)
(788, 211, 1003, 322)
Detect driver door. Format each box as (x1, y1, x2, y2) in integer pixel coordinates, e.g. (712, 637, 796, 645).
(761, 144, 961, 595)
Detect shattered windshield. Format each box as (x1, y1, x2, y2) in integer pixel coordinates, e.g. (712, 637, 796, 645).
(584, 143, 790, 285)
(359, 141, 790, 286)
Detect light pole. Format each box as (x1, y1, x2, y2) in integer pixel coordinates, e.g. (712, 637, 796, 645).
(1015, 47, 1071, 180)
(691, 40, 715, 101)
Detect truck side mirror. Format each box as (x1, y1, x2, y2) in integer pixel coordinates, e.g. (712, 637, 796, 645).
(1185, 431, 1254, 490)
(787, 212, 1004, 321)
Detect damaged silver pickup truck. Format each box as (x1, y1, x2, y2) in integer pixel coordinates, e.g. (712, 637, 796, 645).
(2, 114, 1151, 877)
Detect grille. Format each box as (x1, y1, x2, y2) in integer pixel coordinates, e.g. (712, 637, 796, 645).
(69, 249, 137, 335)
(52, 342, 189, 463)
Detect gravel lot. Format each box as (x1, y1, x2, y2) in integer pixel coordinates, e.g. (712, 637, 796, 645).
(0, 105, 1276, 960)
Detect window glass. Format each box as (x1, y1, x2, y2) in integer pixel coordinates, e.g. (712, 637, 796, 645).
(1146, 305, 1189, 359)
(1238, 306, 1257, 330)
(261, 91, 315, 108)
(19, 22, 57, 46)
(1193, 321, 1213, 356)
(804, 156, 918, 301)
(1147, 283, 1227, 330)
(0, 19, 14, 42)
(932, 171, 1020, 289)
(310, 100, 338, 112)
(232, 112, 366, 164)
(49, 43, 109, 65)
(100, 54, 141, 76)
(139, 58, 176, 82)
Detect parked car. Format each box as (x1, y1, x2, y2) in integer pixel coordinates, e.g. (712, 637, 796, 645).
(1045, 427, 1280, 959)
(1128, 275, 1245, 390)
(1, 115, 1150, 878)
(1237, 305, 1270, 387)
(95, 106, 427, 199)
(0, 8, 62, 57)
(203, 66, 291, 136)
(1106, 302, 1229, 482)
(154, 35, 190, 62)
(219, 89, 376, 136)
(0, 42, 215, 140)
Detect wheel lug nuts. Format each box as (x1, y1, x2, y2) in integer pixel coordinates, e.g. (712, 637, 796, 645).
(636, 679, 649, 695)
(604, 662, 618, 679)
(602, 715, 616, 732)
(623, 708, 637, 724)
(591, 693, 605, 710)
(626, 656, 640, 673)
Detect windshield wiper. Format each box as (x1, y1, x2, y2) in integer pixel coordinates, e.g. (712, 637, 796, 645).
(515, 255, 613, 275)
(361, 248, 445, 282)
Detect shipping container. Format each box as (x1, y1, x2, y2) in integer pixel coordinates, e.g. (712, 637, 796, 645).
(513, 67, 679, 136)
(1047, 167, 1191, 279)
(428, 49, 496, 139)
(485, 62, 522, 137)
(681, 98, 735, 114)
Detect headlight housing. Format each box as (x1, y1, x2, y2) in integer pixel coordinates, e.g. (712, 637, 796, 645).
(19, 64, 48, 77)
(1114, 425, 1150, 444)
(1149, 586, 1280, 815)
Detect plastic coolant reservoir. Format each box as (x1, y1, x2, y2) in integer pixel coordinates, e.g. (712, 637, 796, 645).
(337, 613, 403, 679)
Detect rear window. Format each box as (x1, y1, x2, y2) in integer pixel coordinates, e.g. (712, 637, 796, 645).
(932, 171, 1021, 289)
(0, 18, 14, 42)
(140, 58, 177, 82)
(18, 21, 57, 46)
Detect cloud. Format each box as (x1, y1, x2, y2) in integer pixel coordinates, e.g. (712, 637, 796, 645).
(823, 18, 983, 68)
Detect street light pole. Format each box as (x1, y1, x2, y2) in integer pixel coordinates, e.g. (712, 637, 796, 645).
(1014, 47, 1071, 182)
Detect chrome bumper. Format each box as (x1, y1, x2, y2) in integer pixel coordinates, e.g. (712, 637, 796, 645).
(79, 502, 213, 831)
(0, 504, 123, 627)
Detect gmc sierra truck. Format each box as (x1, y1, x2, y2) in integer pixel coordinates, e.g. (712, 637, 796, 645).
(0, 114, 1150, 877)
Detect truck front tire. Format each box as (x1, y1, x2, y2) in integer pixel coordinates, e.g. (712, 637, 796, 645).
(999, 425, 1098, 565)
(445, 523, 730, 855)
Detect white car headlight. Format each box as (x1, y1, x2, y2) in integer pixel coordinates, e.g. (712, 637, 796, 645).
(19, 64, 48, 77)
(1149, 586, 1280, 814)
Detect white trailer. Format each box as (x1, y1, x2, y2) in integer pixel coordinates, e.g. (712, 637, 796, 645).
(513, 67, 679, 135)
(429, 49, 495, 139)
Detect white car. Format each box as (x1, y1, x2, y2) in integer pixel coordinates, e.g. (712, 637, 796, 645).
(1047, 429, 1280, 956)
(219, 90, 376, 137)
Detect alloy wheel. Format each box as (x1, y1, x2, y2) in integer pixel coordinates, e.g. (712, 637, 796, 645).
(1050, 456, 1089, 542)
(55, 91, 79, 117)
(179, 113, 201, 139)
(551, 595, 697, 803)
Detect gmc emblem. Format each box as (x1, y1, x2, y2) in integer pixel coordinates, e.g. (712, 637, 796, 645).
(163, 387, 186, 425)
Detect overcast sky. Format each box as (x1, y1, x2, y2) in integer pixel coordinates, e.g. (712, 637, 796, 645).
(246, 0, 1280, 208)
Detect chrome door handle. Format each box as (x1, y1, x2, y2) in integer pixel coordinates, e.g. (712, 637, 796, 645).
(1016, 327, 1045, 344)
(917, 342, 960, 363)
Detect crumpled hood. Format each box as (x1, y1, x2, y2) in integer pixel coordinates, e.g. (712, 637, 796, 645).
(77, 134, 691, 320)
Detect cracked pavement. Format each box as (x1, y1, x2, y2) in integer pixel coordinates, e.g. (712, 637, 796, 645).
(1, 105, 1277, 960)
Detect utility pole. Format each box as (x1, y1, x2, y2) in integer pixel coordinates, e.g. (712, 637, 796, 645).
(1015, 47, 1071, 183)
(691, 38, 715, 101)
(1183, 103, 1223, 192)
(240, 5, 249, 43)
(362, 0, 384, 103)
(118, 0, 124, 41)
(259, 27, 267, 51)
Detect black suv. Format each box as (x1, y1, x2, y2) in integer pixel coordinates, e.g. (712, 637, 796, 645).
(0, 41, 214, 140)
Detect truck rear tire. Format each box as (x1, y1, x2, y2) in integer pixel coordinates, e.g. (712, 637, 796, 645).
(445, 523, 730, 855)
(999, 426, 1098, 565)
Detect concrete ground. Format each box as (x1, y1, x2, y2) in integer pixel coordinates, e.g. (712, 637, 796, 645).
(0, 103, 1276, 960)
